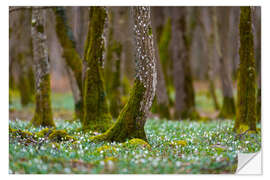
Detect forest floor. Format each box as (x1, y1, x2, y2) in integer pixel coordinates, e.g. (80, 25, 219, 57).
(9, 84, 261, 174)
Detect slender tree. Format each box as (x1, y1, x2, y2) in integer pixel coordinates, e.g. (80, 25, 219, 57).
(104, 8, 123, 118)
(252, 7, 261, 123)
(54, 7, 83, 121)
(10, 10, 35, 106)
(31, 8, 55, 127)
(151, 7, 170, 119)
(234, 7, 257, 132)
(213, 7, 236, 119)
(91, 6, 157, 142)
(82, 7, 113, 132)
(199, 8, 220, 110)
(171, 7, 199, 120)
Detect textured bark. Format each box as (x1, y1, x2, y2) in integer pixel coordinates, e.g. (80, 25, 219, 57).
(199, 8, 220, 110)
(82, 7, 113, 132)
(10, 9, 35, 106)
(54, 7, 83, 121)
(151, 7, 170, 119)
(158, 17, 174, 104)
(104, 8, 123, 118)
(171, 7, 199, 120)
(235, 7, 257, 132)
(91, 6, 157, 142)
(31, 8, 55, 127)
(252, 7, 261, 123)
(214, 7, 236, 119)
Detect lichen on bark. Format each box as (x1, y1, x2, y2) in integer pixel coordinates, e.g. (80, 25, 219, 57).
(235, 7, 257, 132)
(31, 8, 55, 127)
(90, 6, 157, 142)
(82, 7, 113, 132)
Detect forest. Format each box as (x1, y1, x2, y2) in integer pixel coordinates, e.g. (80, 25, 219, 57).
(9, 6, 261, 174)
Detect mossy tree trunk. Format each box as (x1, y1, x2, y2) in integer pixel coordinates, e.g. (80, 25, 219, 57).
(104, 8, 123, 118)
(82, 7, 113, 132)
(171, 7, 199, 120)
(199, 8, 220, 110)
(158, 16, 174, 105)
(252, 7, 261, 123)
(17, 53, 34, 106)
(31, 8, 55, 127)
(54, 7, 83, 121)
(234, 7, 257, 132)
(91, 6, 157, 142)
(213, 7, 236, 119)
(10, 9, 35, 106)
(151, 7, 170, 119)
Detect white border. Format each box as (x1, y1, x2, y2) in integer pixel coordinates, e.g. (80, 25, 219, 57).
(2, 0, 270, 180)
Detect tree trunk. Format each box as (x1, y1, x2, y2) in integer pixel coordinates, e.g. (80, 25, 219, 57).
(158, 17, 174, 105)
(199, 8, 220, 110)
(234, 7, 257, 132)
(10, 9, 35, 106)
(31, 8, 55, 127)
(213, 7, 236, 119)
(171, 7, 199, 120)
(82, 7, 113, 132)
(252, 7, 261, 123)
(91, 6, 157, 142)
(104, 8, 123, 118)
(54, 7, 83, 121)
(151, 7, 170, 119)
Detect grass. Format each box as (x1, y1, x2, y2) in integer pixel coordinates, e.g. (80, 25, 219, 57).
(9, 88, 261, 174)
(9, 118, 261, 174)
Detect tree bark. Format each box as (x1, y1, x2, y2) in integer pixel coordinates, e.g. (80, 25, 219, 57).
(235, 7, 257, 132)
(54, 7, 83, 121)
(171, 7, 199, 120)
(151, 7, 170, 119)
(10, 9, 35, 106)
(213, 7, 236, 119)
(104, 8, 123, 118)
(199, 8, 220, 110)
(91, 6, 157, 142)
(31, 7, 55, 127)
(82, 7, 113, 132)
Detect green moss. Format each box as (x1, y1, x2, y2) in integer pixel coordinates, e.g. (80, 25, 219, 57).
(35, 128, 53, 138)
(218, 96, 236, 119)
(83, 7, 113, 132)
(31, 74, 55, 127)
(90, 79, 147, 142)
(95, 145, 116, 154)
(9, 126, 33, 139)
(48, 130, 77, 142)
(235, 7, 257, 132)
(124, 138, 151, 149)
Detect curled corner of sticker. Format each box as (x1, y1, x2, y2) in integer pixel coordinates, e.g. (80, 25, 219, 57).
(236, 150, 262, 174)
